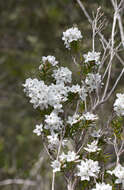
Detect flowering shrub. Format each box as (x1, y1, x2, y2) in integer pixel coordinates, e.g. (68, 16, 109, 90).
(23, 1, 124, 189)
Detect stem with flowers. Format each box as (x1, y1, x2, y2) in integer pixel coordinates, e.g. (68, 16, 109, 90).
(23, 1, 124, 189)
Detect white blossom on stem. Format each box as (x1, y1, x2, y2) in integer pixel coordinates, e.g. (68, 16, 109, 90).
(23, 78, 49, 110)
(77, 159, 100, 181)
(107, 164, 124, 187)
(66, 151, 79, 162)
(83, 112, 98, 121)
(83, 51, 101, 65)
(62, 27, 82, 49)
(85, 73, 102, 92)
(33, 124, 43, 136)
(51, 160, 61, 173)
(114, 93, 124, 116)
(68, 84, 81, 93)
(59, 152, 67, 162)
(47, 83, 68, 111)
(39, 55, 58, 69)
(84, 140, 101, 153)
(67, 114, 80, 126)
(59, 151, 79, 162)
(92, 182, 112, 190)
(91, 129, 102, 138)
(52, 67, 72, 84)
(79, 85, 88, 101)
(47, 134, 59, 146)
(47, 134, 67, 149)
(44, 111, 63, 132)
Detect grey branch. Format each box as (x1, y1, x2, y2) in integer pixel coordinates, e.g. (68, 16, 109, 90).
(0, 179, 36, 186)
(76, 0, 124, 67)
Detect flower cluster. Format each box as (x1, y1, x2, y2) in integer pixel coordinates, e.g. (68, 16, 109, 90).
(77, 159, 100, 181)
(83, 51, 101, 65)
(23, 78, 49, 110)
(62, 27, 82, 49)
(85, 73, 102, 92)
(84, 140, 101, 153)
(33, 124, 43, 136)
(59, 151, 79, 162)
(51, 160, 61, 173)
(51, 151, 79, 173)
(67, 112, 98, 126)
(92, 182, 112, 190)
(114, 93, 124, 116)
(44, 111, 63, 132)
(68, 84, 81, 94)
(52, 67, 72, 84)
(79, 85, 88, 101)
(39, 55, 58, 69)
(23, 78, 69, 112)
(47, 134, 67, 148)
(83, 112, 98, 121)
(107, 164, 124, 186)
(67, 114, 80, 126)
(91, 129, 102, 138)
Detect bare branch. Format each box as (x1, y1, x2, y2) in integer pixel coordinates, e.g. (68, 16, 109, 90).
(111, 0, 124, 46)
(102, 6, 117, 100)
(76, 0, 124, 67)
(117, 13, 124, 46)
(104, 68, 124, 102)
(76, 0, 92, 24)
(0, 179, 36, 186)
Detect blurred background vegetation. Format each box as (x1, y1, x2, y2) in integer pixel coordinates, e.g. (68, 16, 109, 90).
(0, 0, 124, 189)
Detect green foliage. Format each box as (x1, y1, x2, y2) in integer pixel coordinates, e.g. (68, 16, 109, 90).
(111, 117, 124, 139)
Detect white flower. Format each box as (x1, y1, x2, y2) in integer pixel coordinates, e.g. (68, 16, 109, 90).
(114, 93, 124, 116)
(83, 51, 101, 65)
(23, 78, 69, 113)
(85, 73, 102, 92)
(77, 159, 100, 181)
(67, 112, 98, 126)
(84, 140, 101, 153)
(23, 78, 35, 88)
(52, 67, 72, 84)
(79, 85, 88, 101)
(62, 139, 68, 147)
(51, 160, 61, 173)
(107, 164, 124, 186)
(68, 84, 81, 93)
(48, 83, 68, 111)
(23, 78, 49, 110)
(59, 152, 67, 161)
(66, 151, 79, 162)
(91, 129, 102, 138)
(62, 27, 82, 49)
(47, 134, 59, 146)
(33, 124, 43, 136)
(92, 182, 112, 190)
(67, 114, 80, 126)
(39, 55, 58, 69)
(59, 151, 79, 162)
(47, 134, 67, 149)
(83, 112, 98, 121)
(44, 111, 63, 132)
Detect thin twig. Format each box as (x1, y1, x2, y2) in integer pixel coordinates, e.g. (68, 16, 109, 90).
(52, 136, 63, 190)
(102, 9, 117, 101)
(76, 0, 124, 67)
(52, 172, 55, 190)
(104, 68, 124, 101)
(0, 179, 36, 186)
